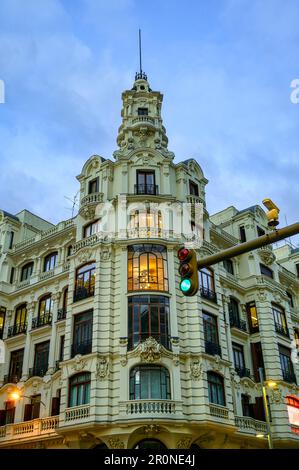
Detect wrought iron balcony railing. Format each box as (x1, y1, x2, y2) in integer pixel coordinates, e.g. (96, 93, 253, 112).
(134, 184, 158, 195)
(71, 339, 92, 357)
(200, 287, 217, 303)
(229, 315, 247, 332)
(73, 286, 94, 302)
(275, 322, 289, 338)
(235, 366, 251, 378)
(31, 314, 52, 329)
(28, 365, 48, 378)
(57, 308, 67, 321)
(7, 323, 27, 337)
(205, 340, 222, 357)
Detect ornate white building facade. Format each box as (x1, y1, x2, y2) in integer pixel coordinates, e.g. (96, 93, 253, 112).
(0, 72, 299, 449)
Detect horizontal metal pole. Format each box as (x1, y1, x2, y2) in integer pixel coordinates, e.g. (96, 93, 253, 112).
(197, 222, 299, 269)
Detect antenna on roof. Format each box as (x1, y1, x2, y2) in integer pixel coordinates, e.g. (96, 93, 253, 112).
(64, 191, 79, 218)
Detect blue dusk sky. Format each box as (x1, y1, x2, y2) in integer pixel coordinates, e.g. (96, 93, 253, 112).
(0, 0, 298, 242)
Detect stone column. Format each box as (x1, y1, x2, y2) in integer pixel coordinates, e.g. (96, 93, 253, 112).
(21, 300, 36, 381)
(47, 291, 61, 374)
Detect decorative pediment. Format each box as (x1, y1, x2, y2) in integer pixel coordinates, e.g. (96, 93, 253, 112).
(137, 337, 161, 363)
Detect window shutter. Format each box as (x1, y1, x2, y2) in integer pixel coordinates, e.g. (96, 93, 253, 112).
(51, 397, 60, 416)
(23, 404, 33, 421)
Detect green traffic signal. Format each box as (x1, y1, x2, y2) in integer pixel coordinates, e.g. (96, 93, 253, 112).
(180, 278, 192, 293)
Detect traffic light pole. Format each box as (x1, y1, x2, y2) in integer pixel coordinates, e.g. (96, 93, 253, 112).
(197, 221, 299, 270)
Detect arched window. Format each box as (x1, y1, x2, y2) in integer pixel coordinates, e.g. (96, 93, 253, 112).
(130, 366, 170, 400)
(44, 252, 58, 272)
(199, 267, 216, 302)
(207, 371, 225, 406)
(134, 439, 167, 449)
(128, 295, 170, 350)
(20, 262, 34, 281)
(83, 220, 101, 238)
(74, 262, 96, 301)
(128, 245, 168, 292)
(69, 372, 91, 407)
(32, 295, 52, 328)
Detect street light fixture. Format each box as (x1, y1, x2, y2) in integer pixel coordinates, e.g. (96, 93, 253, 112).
(258, 367, 276, 449)
(8, 389, 46, 407)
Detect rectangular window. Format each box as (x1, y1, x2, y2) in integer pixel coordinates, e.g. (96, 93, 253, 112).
(246, 302, 259, 333)
(88, 177, 99, 194)
(51, 390, 61, 416)
(9, 267, 15, 284)
(287, 291, 294, 308)
(4, 401, 15, 424)
(189, 181, 199, 196)
(74, 262, 96, 301)
(8, 231, 14, 249)
(44, 252, 57, 272)
(294, 329, 299, 350)
(203, 312, 221, 356)
(239, 226, 246, 243)
(272, 303, 288, 337)
(250, 342, 264, 382)
(59, 335, 65, 362)
(260, 263, 273, 278)
(138, 107, 148, 115)
(233, 343, 245, 369)
(257, 226, 265, 237)
(9, 348, 24, 382)
(32, 341, 50, 377)
(20, 263, 34, 281)
(296, 264, 299, 278)
(223, 259, 234, 275)
(279, 345, 296, 384)
(72, 310, 93, 356)
(136, 171, 156, 195)
(0, 307, 6, 339)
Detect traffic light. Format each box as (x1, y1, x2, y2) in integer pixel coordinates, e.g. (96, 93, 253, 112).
(262, 198, 280, 227)
(178, 247, 199, 296)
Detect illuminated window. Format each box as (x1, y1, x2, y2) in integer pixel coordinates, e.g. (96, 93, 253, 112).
(0, 307, 6, 339)
(130, 210, 162, 230)
(207, 372, 225, 406)
(294, 329, 299, 350)
(38, 295, 52, 321)
(44, 252, 58, 272)
(272, 304, 289, 337)
(286, 395, 299, 427)
(246, 302, 259, 333)
(130, 366, 170, 400)
(74, 262, 96, 302)
(14, 304, 27, 333)
(83, 220, 101, 238)
(128, 245, 168, 292)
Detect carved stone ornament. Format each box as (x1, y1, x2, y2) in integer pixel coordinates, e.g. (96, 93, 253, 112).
(257, 290, 267, 302)
(269, 387, 282, 404)
(259, 249, 276, 266)
(108, 438, 125, 449)
(142, 424, 161, 435)
(211, 355, 223, 373)
(138, 337, 161, 363)
(119, 337, 128, 346)
(72, 355, 87, 372)
(120, 355, 127, 367)
(80, 205, 96, 220)
(96, 357, 109, 380)
(100, 247, 111, 261)
(77, 248, 93, 264)
(173, 354, 180, 367)
(176, 438, 192, 449)
(190, 360, 203, 381)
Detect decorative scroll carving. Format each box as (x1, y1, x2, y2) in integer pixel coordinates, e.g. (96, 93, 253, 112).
(138, 337, 161, 363)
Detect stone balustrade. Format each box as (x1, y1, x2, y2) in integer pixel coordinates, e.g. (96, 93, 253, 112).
(65, 405, 90, 422)
(235, 416, 268, 434)
(0, 416, 59, 442)
(209, 404, 229, 420)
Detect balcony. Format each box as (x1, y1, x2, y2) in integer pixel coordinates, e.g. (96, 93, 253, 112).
(229, 315, 247, 332)
(0, 416, 59, 442)
(275, 322, 289, 338)
(73, 286, 94, 302)
(235, 367, 251, 379)
(205, 340, 222, 357)
(65, 405, 90, 422)
(71, 339, 92, 357)
(7, 323, 27, 337)
(200, 287, 217, 303)
(31, 314, 52, 329)
(235, 416, 267, 435)
(134, 184, 158, 196)
(132, 115, 155, 125)
(282, 369, 297, 384)
(57, 308, 67, 321)
(3, 374, 20, 384)
(28, 365, 48, 378)
(120, 400, 179, 416)
(209, 404, 229, 420)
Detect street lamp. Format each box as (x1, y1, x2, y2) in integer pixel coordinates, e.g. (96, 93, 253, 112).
(8, 389, 46, 407)
(258, 367, 277, 449)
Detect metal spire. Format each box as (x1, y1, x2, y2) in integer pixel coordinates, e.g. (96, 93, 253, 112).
(135, 29, 147, 81)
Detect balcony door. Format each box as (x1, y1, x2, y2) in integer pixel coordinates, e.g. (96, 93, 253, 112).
(130, 366, 170, 400)
(33, 341, 50, 375)
(136, 171, 156, 195)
